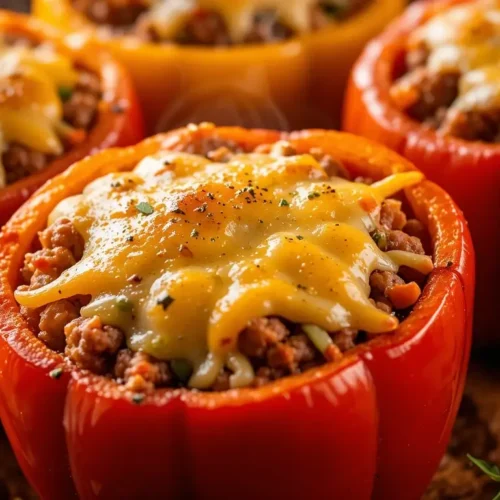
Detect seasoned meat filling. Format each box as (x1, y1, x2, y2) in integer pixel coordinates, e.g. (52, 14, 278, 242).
(0, 36, 101, 185)
(18, 138, 432, 393)
(391, 2, 500, 142)
(71, 0, 370, 45)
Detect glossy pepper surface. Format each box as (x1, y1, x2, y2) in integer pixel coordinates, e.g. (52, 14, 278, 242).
(0, 126, 473, 500)
(343, 0, 498, 344)
(33, 0, 404, 132)
(0, 11, 144, 226)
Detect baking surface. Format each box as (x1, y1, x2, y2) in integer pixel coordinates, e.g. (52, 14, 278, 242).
(424, 352, 500, 500)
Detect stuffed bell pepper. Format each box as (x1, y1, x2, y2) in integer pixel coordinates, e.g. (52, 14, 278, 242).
(0, 10, 143, 226)
(0, 123, 473, 499)
(33, 0, 404, 132)
(344, 0, 499, 343)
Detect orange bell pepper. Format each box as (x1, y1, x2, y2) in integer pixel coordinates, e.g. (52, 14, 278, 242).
(343, 0, 498, 345)
(0, 125, 473, 499)
(0, 11, 144, 226)
(33, 0, 404, 133)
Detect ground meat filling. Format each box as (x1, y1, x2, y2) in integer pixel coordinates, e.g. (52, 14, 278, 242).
(1, 37, 102, 185)
(19, 140, 431, 392)
(391, 40, 500, 142)
(71, 0, 369, 45)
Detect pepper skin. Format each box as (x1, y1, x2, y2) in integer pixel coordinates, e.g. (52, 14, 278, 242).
(0, 126, 473, 500)
(33, 0, 404, 133)
(0, 11, 144, 226)
(343, 0, 498, 345)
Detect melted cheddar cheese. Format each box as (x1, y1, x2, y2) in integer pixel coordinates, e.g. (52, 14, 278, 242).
(15, 150, 432, 388)
(0, 39, 78, 186)
(142, 0, 336, 42)
(410, 0, 500, 113)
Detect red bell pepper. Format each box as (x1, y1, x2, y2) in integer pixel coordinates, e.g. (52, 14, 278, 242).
(0, 11, 144, 226)
(0, 126, 473, 500)
(343, 0, 497, 344)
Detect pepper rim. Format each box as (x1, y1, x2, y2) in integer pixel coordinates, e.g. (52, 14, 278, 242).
(0, 126, 471, 407)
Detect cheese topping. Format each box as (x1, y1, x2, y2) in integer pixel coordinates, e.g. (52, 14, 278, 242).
(410, 0, 500, 112)
(142, 0, 334, 42)
(0, 38, 78, 186)
(15, 151, 431, 388)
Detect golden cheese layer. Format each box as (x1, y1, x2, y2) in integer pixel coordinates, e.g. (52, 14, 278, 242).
(410, 0, 500, 113)
(0, 38, 78, 185)
(15, 150, 432, 388)
(142, 0, 336, 42)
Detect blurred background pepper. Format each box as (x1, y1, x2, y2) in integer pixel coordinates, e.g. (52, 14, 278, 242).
(33, 0, 404, 133)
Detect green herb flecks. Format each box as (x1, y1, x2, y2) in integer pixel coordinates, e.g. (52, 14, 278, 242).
(171, 359, 193, 383)
(132, 393, 145, 405)
(320, 2, 345, 18)
(467, 454, 500, 500)
(49, 367, 63, 380)
(116, 296, 133, 313)
(136, 202, 154, 215)
(278, 199, 289, 207)
(371, 230, 387, 251)
(58, 86, 73, 102)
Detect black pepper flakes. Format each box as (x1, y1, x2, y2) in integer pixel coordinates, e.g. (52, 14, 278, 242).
(128, 274, 143, 284)
(111, 101, 127, 114)
(179, 245, 193, 257)
(157, 294, 175, 310)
